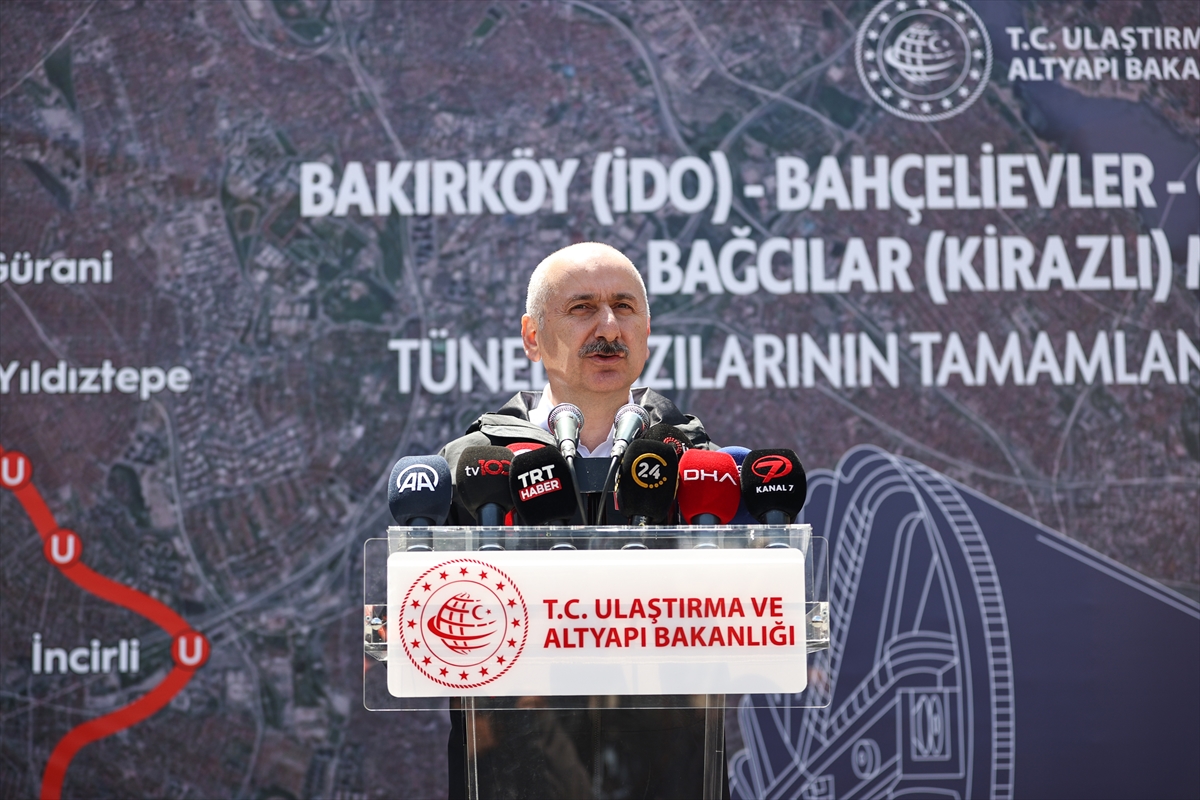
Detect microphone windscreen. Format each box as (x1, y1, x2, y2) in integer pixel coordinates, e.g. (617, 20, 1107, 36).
(509, 446, 577, 525)
(455, 446, 515, 518)
(615, 439, 679, 524)
(644, 423, 693, 458)
(741, 449, 807, 522)
(719, 445, 751, 468)
(718, 446, 755, 523)
(677, 450, 741, 524)
(505, 441, 547, 456)
(388, 455, 452, 525)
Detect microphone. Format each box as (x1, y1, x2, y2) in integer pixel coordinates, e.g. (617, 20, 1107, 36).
(740, 449, 807, 525)
(509, 446, 579, 531)
(609, 404, 651, 462)
(677, 450, 741, 526)
(719, 446, 757, 525)
(547, 403, 584, 460)
(644, 423, 693, 458)
(615, 440, 679, 526)
(388, 455, 452, 551)
(454, 445, 514, 530)
(505, 441, 547, 456)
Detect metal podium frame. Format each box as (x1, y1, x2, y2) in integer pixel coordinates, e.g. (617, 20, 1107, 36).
(363, 525, 830, 800)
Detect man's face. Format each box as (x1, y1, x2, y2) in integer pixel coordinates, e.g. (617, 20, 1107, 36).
(522, 253, 650, 401)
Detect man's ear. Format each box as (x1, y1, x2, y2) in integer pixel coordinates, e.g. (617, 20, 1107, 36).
(521, 315, 541, 362)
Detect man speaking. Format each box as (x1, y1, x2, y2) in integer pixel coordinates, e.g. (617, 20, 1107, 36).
(440, 241, 713, 479)
(440, 242, 726, 799)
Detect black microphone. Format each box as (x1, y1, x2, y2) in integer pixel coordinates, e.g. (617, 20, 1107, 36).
(741, 449, 807, 526)
(547, 402, 584, 460)
(509, 446, 579, 533)
(388, 455, 452, 551)
(644, 423, 693, 458)
(610, 403, 651, 462)
(615, 440, 679, 527)
(454, 446, 514, 552)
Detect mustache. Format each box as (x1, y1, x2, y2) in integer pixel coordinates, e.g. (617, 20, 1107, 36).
(578, 339, 630, 358)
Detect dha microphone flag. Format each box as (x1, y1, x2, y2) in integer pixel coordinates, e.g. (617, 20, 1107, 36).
(509, 446, 578, 525)
(741, 449, 807, 524)
(616, 439, 679, 525)
(454, 446, 514, 526)
(677, 450, 741, 525)
(388, 455, 452, 525)
(644, 423, 692, 458)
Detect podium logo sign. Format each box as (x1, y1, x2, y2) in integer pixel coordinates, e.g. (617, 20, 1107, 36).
(388, 548, 808, 697)
(399, 559, 529, 689)
(855, 0, 992, 122)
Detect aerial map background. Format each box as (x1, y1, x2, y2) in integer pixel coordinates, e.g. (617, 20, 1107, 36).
(1, 1, 1197, 798)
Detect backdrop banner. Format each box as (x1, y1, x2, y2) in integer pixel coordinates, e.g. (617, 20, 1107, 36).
(1, 1, 1196, 798)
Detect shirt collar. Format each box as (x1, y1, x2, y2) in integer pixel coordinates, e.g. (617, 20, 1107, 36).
(528, 384, 633, 459)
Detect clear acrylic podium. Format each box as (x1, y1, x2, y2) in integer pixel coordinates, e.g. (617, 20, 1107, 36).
(364, 524, 829, 800)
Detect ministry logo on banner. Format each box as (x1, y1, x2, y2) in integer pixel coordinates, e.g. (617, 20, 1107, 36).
(400, 559, 530, 689)
(856, 0, 993, 122)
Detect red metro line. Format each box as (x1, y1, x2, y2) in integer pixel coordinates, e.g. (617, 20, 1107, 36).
(0, 445, 209, 800)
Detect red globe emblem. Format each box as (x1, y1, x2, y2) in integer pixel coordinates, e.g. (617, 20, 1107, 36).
(400, 559, 528, 688)
(427, 592, 499, 655)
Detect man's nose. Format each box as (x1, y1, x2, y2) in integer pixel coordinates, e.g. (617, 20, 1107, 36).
(594, 303, 620, 339)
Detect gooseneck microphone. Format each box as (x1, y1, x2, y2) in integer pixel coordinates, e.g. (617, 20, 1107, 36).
(596, 404, 652, 524)
(455, 446, 515, 550)
(547, 403, 588, 522)
(609, 404, 651, 462)
(388, 455, 453, 551)
(616, 439, 679, 527)
(548, 403, 584, 460)
(741, 448, 807, 525)
(677, 449, 742, 528)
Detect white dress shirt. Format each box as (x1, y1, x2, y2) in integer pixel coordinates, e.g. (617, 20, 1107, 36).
(527, 384, 634, 458)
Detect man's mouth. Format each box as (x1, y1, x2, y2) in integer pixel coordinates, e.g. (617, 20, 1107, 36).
(579, 340, 629, 361)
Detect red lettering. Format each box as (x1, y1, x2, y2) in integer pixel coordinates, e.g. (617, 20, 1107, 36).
(595, 599, 612, 618)
(655, 627, 669, 647)
(729, 598, 745, 617)
(544, 629, 561, 648)
(562, 627, 575, 648)
(687, 598, 702, 617)
(574, 627, 588, 647)
(544, 599, 558, 618)
(727, 626, 744, 646)
(671, 627, 688, 646)
(605, 628, 622, 647)
(564, 599, 580, 619)
(769, 597, 783, 616)
(614, 600, 628, 619)
(629, 598, 645, 619)
(690, 626, 706, 646)
(664, 598, 677, 617)
(789, 625, 795, 646)
(751, 597, 769, 616)
(641, 628, 646, 647)
(708, 627, 725, 647)
(624, 627, 639, 646)
(703, 597, 725, 617)
(590, 628, 605, 647)
(748, 626, 760, 646)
